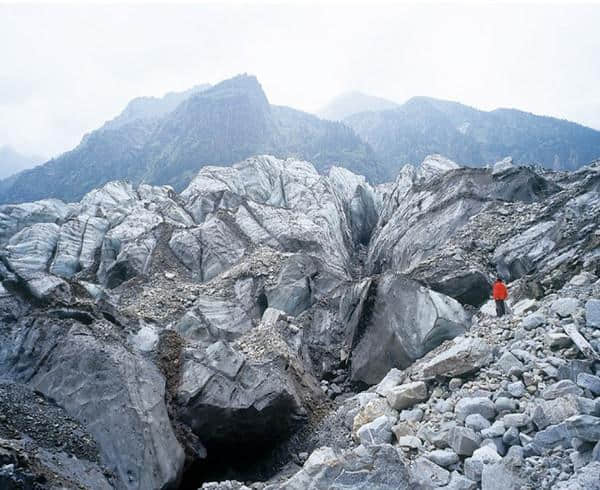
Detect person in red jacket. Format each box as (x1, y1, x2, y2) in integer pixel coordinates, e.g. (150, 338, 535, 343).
(493, 277, 508, 317)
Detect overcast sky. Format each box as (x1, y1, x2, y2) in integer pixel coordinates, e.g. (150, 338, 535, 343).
(1, 2, 600, 160)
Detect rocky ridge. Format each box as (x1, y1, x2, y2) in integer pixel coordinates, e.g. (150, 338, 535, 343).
(0, 154, 599, 489)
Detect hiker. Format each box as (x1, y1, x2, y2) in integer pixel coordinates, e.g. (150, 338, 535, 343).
(493, 277, 508, 317)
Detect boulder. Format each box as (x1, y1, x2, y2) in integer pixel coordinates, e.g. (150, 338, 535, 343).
(356, 415, 394, 446)
(411, 457, 451, 487)
(521, 312, 545, 330)
(496, 352, 524, 375)
(374, 368, 405, 396)
(350, 273, 469, 384)
(586, 299, 600, 328)
(551, 298, 581, 318)
(0, 317, 184, 490)
(464, 445, 502, 482)
(481, 460, 525, 490)
(565, 415, 600, 442)
(543, 380, 584, 400)
(445, 471, 478, 490)
(177, 341, 310, 452)
(553, 461, 600, 490)
(385, 381, 428, 410)
(447, 426, 482, 456)
(577, 373, 600, 395)
(465, 414, 492, 432)
(352, 398, 398, 434)
(425, 449, 459, 468)
(414, 337, 493, 380)
(532, 397, 580, 430)
(275, 444, 412, 490)
(454, 397, 496, 422)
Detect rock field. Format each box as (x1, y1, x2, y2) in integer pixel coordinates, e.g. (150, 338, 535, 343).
(1, 154, 599, 489)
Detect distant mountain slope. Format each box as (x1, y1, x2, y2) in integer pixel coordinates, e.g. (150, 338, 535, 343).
(101, 84, 211, 131)
(0, 146, 44, 179)
(318, 91, 399, 121)
(0, 75, 380, 204)
(345, 96, 600, 171)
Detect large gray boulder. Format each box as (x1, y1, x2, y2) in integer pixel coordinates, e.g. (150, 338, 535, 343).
(176, 340, 311, 452)
(0, 317, 184, 490)
(349, 273, 469, 384)
(412, 337, 494, 380)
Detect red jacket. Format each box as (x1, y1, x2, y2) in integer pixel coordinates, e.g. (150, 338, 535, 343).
(493, 281, 508, 300)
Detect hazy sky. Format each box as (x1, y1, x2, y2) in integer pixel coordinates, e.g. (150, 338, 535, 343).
(1, 2, 600, 159)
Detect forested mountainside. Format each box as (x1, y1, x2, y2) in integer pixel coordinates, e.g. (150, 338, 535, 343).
(0, 75, 377, 204)
(345, 96, 600, 172)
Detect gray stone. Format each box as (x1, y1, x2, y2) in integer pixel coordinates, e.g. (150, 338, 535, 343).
(374, 368, 405, 396)
(543, 379, 584, 400)
(391, 422, 414, 440)
(521, 312, 545, 330)
(455, 397, 496, 422)
(586, 299, 600, 328)
(445, 471, 477, 490)
(553, 461, 600, 490)
(350, 274, 470, 384)
(357, 415, 394, 446)
(569, 272, 596, 286)
(411, 457, 451, 487)
(563, 323, 600, 361)
(415, 337, 493, 380)
(481, 460, 525, 490)
(449, 378, 463, 391)
(532, 422, 572, 452)
(503, 413, 530, 428)
(447, 426, 482, 456)
(465, 413, 492, 432)
(352, 397, 398, 434)
(397, 435, 422, 450)
(512, 298, 537, 316)
(497, 352, 524, 375)
(565, 415, 600, 442)
(481, 437, 506, 457)
(507, 381, 526, 398)
(386, 381, 428, 410)
(558, 360, 593, 382)
(434, 399, 454, 414)
(277, 444, 412, 490)
(532, 397, 580, 430)
(481, 420, 506, 439)
(502, 427, 520, 446)
(546, 332, 573, 349)
(464, 445, 502, 482)
(399, 408, 424, 423)
(577, 373, 600, 395)
(551, 298, 581, 318)
(495, 396, 518, 413)
(425, 449, 459, 468)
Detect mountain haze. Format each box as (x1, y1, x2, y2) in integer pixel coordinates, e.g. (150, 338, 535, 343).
(318, 91, 399, 121)
(0, 146, 45, 179)
(0, 75, 378, 204)
(346, 96, 600, 171)
(2, 77, 600, 205)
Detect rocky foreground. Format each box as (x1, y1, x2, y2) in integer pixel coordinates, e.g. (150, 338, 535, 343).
(0, 154, 599, 489)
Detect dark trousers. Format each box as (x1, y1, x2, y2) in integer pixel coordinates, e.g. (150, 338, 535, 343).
(495, 300, 506, 317)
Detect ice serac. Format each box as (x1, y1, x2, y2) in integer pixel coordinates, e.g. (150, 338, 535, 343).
(367, 155, 560, 305)
(349, 273, 470, 385)
(177, 340, 309, 452)
(0, 317, 184, 490)
(2, 154, 600, 488)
